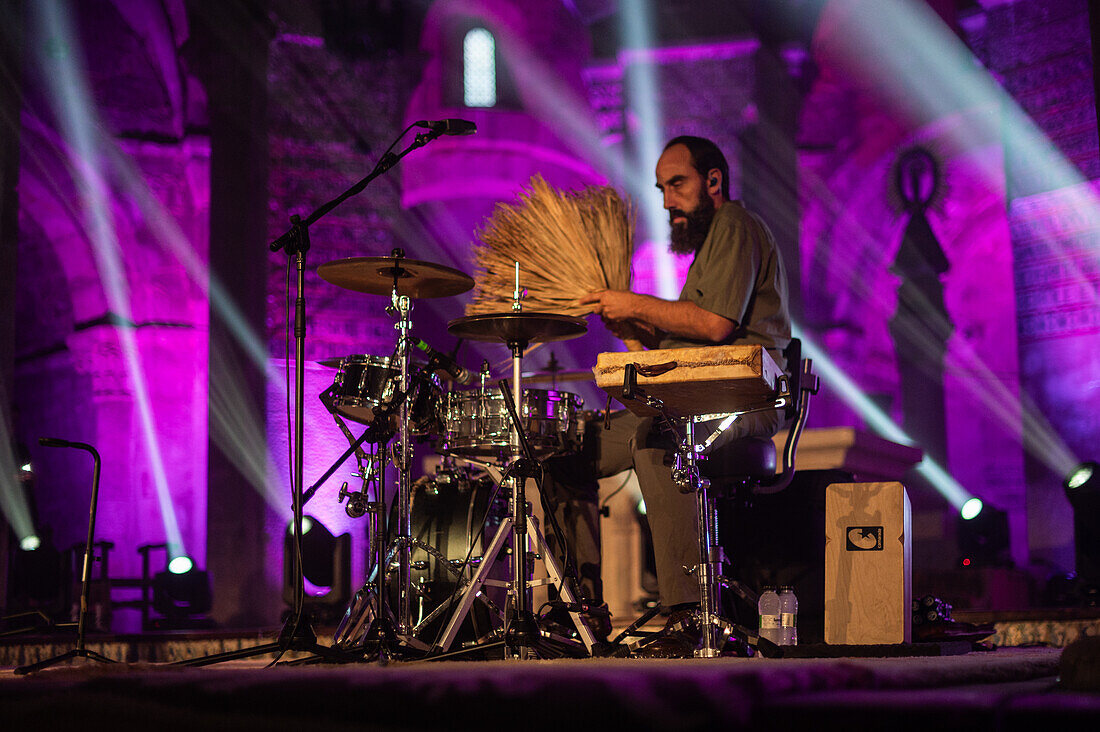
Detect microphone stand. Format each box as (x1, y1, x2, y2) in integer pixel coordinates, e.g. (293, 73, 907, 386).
(16, 439, 117, 674)
(177, 125, 445, 668)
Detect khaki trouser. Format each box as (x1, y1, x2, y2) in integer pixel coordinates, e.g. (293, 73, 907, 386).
(541, 407, 782, 609)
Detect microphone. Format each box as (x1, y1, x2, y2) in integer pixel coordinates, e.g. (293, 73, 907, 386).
(414, 119, 477, 136)
(39, 437, 78, 449)
(411, 337, 474, 385)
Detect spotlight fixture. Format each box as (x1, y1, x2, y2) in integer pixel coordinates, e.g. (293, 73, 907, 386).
(1063, 461, 1100, 603)
(1065, 461, 1098, 493)
(19, 535, 41, 551)
(167, 555, 194, 575)
(957, 501, 1011, 568)
(960, 497, 983, 521)
(283, 515, 350, 622)
(143, 546, 212, 625)
(152, 564, 212, 621)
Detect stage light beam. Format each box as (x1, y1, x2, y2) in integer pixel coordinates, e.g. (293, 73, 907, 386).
(32, 0, 188, 564)
(619, 0, 679, 299)
(794, 324, 976, 512)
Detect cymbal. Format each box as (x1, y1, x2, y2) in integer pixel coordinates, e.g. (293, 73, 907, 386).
(448, 312, 587, 345)
(522, 369, 594, 384)
(317, 256, 474, 298)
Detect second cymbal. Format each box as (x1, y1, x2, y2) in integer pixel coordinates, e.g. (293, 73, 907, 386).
(448, 312, 587, 345)
(317, 256, 474, 298)
(521, 369, 594, 384)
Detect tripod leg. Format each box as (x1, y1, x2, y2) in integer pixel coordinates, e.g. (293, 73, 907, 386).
(433, 516, 512, 653)
(526, 515, 597, 653)
(14, 648, 118, 676)
(404, 538, 505, 637)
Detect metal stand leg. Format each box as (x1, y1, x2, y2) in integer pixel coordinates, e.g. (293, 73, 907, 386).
(695, 478, 722, 658)
(431, 488, 597, 658)
(393, 289, 415, 638)
(15, 441, 117, 675)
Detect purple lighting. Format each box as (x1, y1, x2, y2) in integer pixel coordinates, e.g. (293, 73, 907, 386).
(5, 0, 1100, 631)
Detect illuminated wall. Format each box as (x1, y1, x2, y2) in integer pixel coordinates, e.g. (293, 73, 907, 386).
(11, 0, 209, 629)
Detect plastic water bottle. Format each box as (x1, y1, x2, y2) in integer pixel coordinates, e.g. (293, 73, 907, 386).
(778, 586, 798, 646)
(757, 587, 781, 645)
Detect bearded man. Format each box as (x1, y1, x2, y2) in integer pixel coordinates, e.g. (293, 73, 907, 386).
(542, 136, 791, 650)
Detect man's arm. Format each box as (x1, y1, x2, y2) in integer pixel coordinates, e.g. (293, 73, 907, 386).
(579, 290, 735, 344)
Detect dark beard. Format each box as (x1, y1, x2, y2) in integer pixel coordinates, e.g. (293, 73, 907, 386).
(669, 191, 716, 255)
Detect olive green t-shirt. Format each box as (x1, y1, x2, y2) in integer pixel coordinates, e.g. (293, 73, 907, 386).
(659, 200, 791, 372)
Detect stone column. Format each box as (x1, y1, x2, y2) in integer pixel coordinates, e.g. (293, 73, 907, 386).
(742, 40, 805, 322)
(0, 0, 21, 405)
(986, 0, 1100, 571)
(186, 0, 276, 626)
(0, 0, 23, 600)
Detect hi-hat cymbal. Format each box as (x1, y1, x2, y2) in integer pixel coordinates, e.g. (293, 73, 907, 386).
(448, 312, 587, 345)
(317, 256, 474, 298)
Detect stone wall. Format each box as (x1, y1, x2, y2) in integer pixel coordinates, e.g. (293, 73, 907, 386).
(982, 0, 1100, 572)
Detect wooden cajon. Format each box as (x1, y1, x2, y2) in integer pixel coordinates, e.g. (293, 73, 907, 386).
(594, 344, 782, 417)
(824, 481, 912, 645)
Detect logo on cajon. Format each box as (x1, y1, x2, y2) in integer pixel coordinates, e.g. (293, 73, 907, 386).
(846, 526, 884, 551)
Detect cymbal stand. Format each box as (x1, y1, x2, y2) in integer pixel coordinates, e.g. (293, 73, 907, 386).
(425, 269, 595, 659)
(384, 249, 427, 651)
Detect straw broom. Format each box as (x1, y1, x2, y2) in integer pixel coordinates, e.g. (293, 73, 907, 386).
(467, 175, 643, 350)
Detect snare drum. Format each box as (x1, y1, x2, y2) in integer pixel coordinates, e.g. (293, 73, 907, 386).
(330, 354, 442, 434)
(441, 388, 582, 458)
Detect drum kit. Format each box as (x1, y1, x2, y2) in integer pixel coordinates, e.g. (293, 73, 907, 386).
(313, 249, 598, 660)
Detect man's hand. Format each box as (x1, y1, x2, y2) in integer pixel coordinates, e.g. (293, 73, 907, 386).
(578, 288, 736, 344)
(577, 290, 638, 322)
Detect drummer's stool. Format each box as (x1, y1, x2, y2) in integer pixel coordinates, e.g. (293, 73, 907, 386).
(694, 339, 818, 652)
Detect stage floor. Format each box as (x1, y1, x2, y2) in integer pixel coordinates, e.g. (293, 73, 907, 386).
(1, 643, 1095, 731)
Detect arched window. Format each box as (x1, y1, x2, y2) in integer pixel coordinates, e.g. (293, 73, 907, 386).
(463, 27, 496, 107)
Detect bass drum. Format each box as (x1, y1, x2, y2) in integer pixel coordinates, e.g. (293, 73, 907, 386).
(401, 468, 509, 644)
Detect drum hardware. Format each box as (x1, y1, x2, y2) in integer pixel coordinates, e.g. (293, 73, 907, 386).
(338, 482, 372, 519)
(324, 254, 480, 659)
(615, 361, 800, 659)
(334, 468, 508, 649)
(301, 384, 406, 510)
(434, 289, 599, 660)
(428, 380, 592, 658)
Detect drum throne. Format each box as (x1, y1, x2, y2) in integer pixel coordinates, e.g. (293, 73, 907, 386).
(610, 339, 818, 658)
